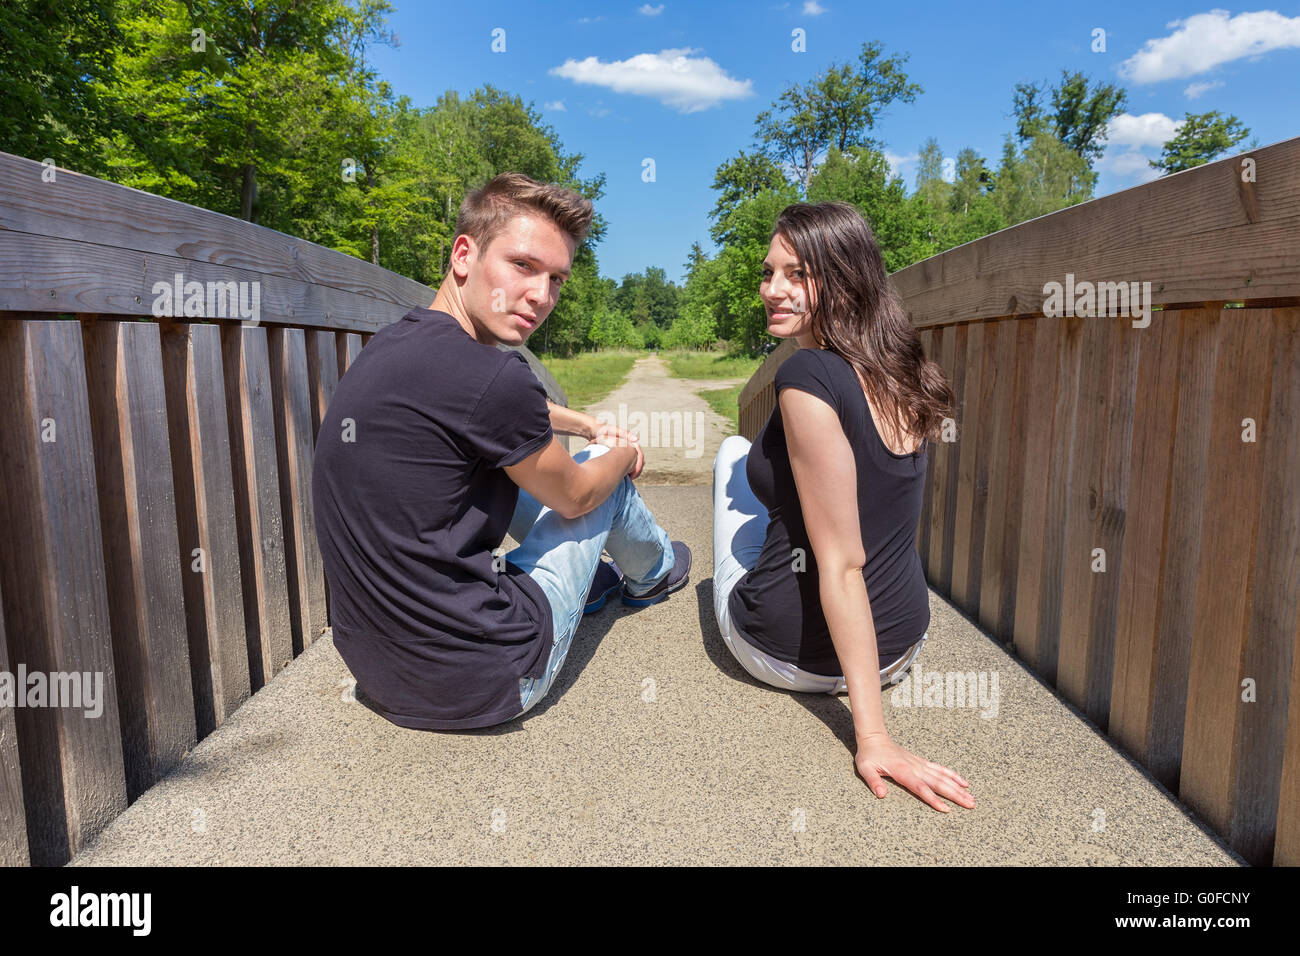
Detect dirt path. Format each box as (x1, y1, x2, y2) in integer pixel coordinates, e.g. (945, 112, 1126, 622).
(580, 355, 744, 486)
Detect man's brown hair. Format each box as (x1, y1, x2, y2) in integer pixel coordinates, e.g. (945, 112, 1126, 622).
(453, 172, 594, 254)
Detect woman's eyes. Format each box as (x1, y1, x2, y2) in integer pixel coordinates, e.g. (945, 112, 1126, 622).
(761, 270, 804, 278)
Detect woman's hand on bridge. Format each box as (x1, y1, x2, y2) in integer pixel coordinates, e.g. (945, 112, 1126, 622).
(853, 731, 974, 813)
(591, 425, 644, 479)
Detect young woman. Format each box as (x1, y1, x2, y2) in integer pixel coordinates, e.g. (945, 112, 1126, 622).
(712, 201, 975, 813)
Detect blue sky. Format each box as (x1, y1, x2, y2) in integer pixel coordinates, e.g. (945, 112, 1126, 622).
(369, 2, 1300, 285)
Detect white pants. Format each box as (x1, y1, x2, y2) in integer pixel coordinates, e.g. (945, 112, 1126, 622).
(711, 434, 927, 695)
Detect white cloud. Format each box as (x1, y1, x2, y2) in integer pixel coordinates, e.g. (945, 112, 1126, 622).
(803, 1, 828, 14)
(1105, 111, 1184, 149)
(549, 48, 753, 113)
(638, 3, 665, 15)
(544, 100, 566, 111)
(577, 15, 605, 24)
(1120, 8, 1300, 83)
(1095, 112, 1189, 184)
(884, 150, 918, 181)
(1184, 79, 1224, 98)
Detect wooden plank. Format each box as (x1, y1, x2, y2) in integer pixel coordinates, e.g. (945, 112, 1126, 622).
(337, 332, 363, 381)
(306, 330, 339, 444)
(995, 319, 1035, 642)
(0, 150, 436, 329)
(1148, 309, 1220, 788)
(978, 319, 1019, 639)
(893, 138, 1300, 328)
(931, 324, 964, 592)
(305, 330, 339, 625)
(1109, 310, 1182, 763)
(81, 319, 196, 800)
(950, 321, 986, 611)
(1233, 307, 1300, 865)
(222, 325, 294, 689)
(1012, 318, 1060, 661)
(915, 329, 935, 562)
(0, 317, 127, 866)
(1277, 607, 1300, 865)
(1057, 317, 1112, 710)
(1085, 316, 1142, 724)
(0, 594, 30, 866)
(0, 233, 400, 334)
(268, 328, 328, 654)
(738, 338, 797, 414)
(159, 322, 252, 737)
(1181, 309, 1274, 839)
(1030, 315, 1084, 679)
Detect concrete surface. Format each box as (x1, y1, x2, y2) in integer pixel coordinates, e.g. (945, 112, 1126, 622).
(70, 485, 1243, 866)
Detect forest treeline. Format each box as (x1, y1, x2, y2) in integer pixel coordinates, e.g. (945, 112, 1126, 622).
(1, 0, 1252, 356)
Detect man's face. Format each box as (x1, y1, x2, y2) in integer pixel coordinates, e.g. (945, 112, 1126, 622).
(458, 212, 576, 346)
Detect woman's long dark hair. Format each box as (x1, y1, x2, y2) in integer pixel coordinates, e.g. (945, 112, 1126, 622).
(772, 201, 954, 445)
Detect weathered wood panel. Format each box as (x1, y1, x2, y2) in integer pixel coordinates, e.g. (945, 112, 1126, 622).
(915, 329, 935, 562)
(0, 317, 127, 866)
(160, 322, 252, 737)
(82, 318, 197, 800)
(268, 327, 328, 654)
(1148, 309, 1220, 788)
(891, 140, 1300, 329)
(337, 332, 363, 381)
(950, 321, 986, 612)
(1109, 311, 1182, 763)
(1235, 307, 1300, 866)
(977, 319, 1018, 640)
(1011, 318, 1061, 662)
(222, 325, 293, 689)
(306, 330, 340, 444)
(0, 595, 30, 866)
(1181, 310, 1274, 840)
(928, 324, 960, 592)
(0, 151, 434, 331)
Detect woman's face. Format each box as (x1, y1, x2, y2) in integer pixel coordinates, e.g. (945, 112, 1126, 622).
(760, 232, 817, 342)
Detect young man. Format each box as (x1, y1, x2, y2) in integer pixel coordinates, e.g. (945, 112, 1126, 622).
(312, 172, 690, 730)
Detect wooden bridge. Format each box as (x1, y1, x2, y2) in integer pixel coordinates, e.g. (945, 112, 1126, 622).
(0, 137, 1297, 867)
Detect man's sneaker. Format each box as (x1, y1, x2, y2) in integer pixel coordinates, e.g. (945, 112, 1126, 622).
(621, 541, 692, 607)
(584, 558, 624, 614)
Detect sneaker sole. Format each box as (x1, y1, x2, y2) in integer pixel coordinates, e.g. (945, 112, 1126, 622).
(584, 582, 623, 614)
(621, 573, 689, 608)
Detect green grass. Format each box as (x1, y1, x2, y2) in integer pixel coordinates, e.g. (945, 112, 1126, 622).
(540, 349, 640, 409)
(662, 350, 763, 381)
(698, 383, 745, 435)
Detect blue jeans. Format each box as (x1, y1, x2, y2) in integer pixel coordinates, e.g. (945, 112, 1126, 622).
(507, 442, 675, 717)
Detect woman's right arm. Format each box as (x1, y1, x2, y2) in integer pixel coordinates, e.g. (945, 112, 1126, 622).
(780, 385, 975, 813)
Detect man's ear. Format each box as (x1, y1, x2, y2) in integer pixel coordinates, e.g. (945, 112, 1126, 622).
(449, 234, 475, 278)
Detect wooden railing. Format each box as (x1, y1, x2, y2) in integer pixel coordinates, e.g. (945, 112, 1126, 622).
(739, 136, 1300, 866)
(0, 152, 565, 866)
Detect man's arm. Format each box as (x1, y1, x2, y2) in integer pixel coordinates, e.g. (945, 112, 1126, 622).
(546, 399, 597, 439)
(505, 434, 639, 520)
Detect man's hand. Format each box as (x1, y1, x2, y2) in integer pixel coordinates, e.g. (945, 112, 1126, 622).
(592, 425, 644, 480)
(854, 731, 975, 813)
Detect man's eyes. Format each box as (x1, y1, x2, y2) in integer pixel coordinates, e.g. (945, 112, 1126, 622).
(516, 261, 564, 284)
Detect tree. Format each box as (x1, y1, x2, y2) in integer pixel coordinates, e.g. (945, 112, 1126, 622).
(994, 132, 1096, 225)
(708, 151, 788, 243)
(1012, 70, 1127, 163)
(753, 40, 921, 194)
(1150, 111, 1251, 173)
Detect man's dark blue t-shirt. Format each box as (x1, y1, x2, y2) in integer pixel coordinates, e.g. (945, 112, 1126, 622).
(312, 307, 555, 729)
